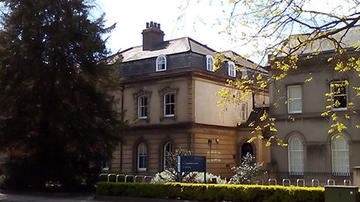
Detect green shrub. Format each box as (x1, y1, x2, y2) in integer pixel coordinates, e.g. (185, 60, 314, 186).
(96, 182, 325, 202)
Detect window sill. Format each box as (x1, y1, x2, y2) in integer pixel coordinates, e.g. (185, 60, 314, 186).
(288, 111, 302, 114)
(156, 69, 166, 72)
(331, 108, 347, 112)
(160, 115, 176, 121)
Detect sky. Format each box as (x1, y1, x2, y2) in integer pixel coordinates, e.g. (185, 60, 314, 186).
(96, 0, 248, 58)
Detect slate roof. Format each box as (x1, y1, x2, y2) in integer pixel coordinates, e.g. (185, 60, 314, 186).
(106, 37, 216, 64)
(105, 37, 267, 72)
(282, 26, 360, 56)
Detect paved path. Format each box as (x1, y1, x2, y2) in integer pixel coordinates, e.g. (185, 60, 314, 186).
(0, 192, 103, 202)
(0, 192, 196, 202)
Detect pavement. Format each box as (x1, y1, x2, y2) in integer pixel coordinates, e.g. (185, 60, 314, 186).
(0, 192, 196, 202)
(0, 192, 102, 202)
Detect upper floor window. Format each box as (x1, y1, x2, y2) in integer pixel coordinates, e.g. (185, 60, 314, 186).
(156, 55, 167, 71)
(228, 61, 236, 77)
(288, 135, 304, 175)
(164, 93, 175, 117)
(138, 96, 148, 119)
(331, 135, 349, 176)
(137, 143, 147, 171)
(206, 55, 214, 72)
(330, 81, 347, 111)
(241, 69, 248, 79)
(241, 103, 248, 122)
(287, 85, 302, 114)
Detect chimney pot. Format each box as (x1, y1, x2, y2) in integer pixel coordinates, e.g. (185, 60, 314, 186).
(142, 21, 164, 50)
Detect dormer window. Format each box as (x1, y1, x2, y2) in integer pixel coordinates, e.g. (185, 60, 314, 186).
(228, 61, 236, 77)
(241, 69, 248, 79)
(156, 55, 167, 71)
(206, 55, 214, 71)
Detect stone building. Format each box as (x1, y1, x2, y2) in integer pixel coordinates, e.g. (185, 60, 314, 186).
(107, 22, 270, 177)
(268, 28, 360, 185)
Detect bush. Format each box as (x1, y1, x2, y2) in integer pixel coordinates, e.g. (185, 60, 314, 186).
(96, 182, 325, 202)
(151, 170, 226, 184)
(229, 153, 266, 184)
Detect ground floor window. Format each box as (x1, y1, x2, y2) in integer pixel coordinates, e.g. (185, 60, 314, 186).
(331, 135, 350, 176)
(137, 143, 147, 171)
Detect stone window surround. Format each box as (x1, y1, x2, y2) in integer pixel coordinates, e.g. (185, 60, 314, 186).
(158, 87, 179, 121)
(133, 89, 152, 122)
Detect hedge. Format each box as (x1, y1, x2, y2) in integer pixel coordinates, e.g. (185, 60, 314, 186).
(96, 182, 325, 202)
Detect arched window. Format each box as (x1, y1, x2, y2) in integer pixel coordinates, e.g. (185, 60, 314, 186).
(288, 135, 304, 175)
(163, 142, 173, 170)
(156, 55, 167, 71)
(206, 55, 214, 71)
(241, 143, 253, 158)
(331, 135, 350, 176)
(228, 61, 236, 77)
(137, 143, 147, 171)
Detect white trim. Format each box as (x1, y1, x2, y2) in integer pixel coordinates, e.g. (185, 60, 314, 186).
(287, 85, 302, 114)
(228, 61, 236, 77)
(137, 96, 147, 119)
(288, 135, 304, 175)
(156, 55, 167, 72)
(163, 142, 172, 170)
(330, 81, 348, 111)
(331, 135, 350, 175)
(137, 143, 147, 171)
(164, 93, 175, 117)
(206, 55, 214, 72)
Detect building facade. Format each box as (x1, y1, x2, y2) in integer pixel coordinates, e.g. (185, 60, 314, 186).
(107, 22, 270, 177)
(269, 31, 360, 185)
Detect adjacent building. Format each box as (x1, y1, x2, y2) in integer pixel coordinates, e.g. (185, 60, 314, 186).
(268, 28, 360, 185)
(107, 22, 270, 177)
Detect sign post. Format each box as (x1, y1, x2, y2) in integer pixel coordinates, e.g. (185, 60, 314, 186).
(177, 156, 206, 183)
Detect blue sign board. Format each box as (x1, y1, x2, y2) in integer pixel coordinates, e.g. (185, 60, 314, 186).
(177, 156, 206, 172)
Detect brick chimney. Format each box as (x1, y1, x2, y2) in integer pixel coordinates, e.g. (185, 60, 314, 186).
(142, 21, 164, 51)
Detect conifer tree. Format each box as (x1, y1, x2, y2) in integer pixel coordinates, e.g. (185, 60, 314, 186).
(0, 0, 121, 189)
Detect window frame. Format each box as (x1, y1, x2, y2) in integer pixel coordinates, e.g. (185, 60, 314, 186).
(137, 95, 148, 119)
(330, 80, 348, 111)
(206, 55, 214, 72)
(241, 103, 248, 122)
(137, 143, 147, 172)
(287, 85, 302, 114)
(331, 135, 350, 176)
(288, 135, 304, 176)
(228, 61, 236, 77)
(163, 142, 173, 170)
(164, 93, 175, 117)
(156, 55, 167, 72)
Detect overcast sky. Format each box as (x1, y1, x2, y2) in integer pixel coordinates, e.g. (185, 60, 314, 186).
(97, 0, 247, 57)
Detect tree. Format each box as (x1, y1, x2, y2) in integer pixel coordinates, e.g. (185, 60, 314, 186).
(183, 0, 360, 143)
(0, 0, 121, 190)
